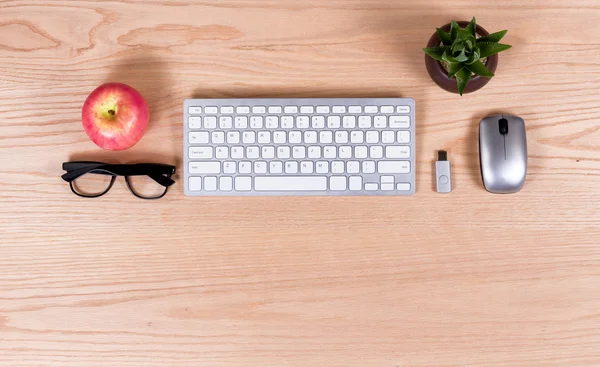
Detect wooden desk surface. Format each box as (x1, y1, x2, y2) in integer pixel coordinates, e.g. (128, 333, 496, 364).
(1, 0, 599, 366)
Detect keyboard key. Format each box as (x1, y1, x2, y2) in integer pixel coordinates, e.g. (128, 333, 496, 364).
(347, 161, 359, 174)
(362, 161, 375, 173)
(189, 132, 209, 144)
(389, 116, 410, 128)
(250, 116, 264, 128)
(308, 146, 321, 159)
(355, 146, 368, 159)
(204, 176, 217, 191)
(227, 131, 240, 143)
(268, 106, 282, 113)
(343, 116, 356, 128)
(396, 106, 411, 113)
(254, 161, 267, 174)
(319, 131, 333, 143)
(386, 146, 410, 158)
(211, 131, 224, 144)
(266, 116, 278, 128)
(370, 146, 383, 158)
(234, 116, 247, 129)
(235, 176, 252, 191)
(285, 161, 298, 174)
(289, 131, 302, 144)
(220, 116, 233, 129)
(205, 106, 218, 114)
(365, 106, 378, 113)
(365, 183, 378, 191)
(304, 131, 317, 144)
(204, 116, 217, 129)
(189, 147, 213, 159)
(366, 131, 379, 143)
(281, 116, 294, 128)
(349, 176, 362, 191)
(348, 106, 361, 113)
(335, 131, 348, 144)
(252, 106, 266, 113)
(339, 146, 352, 158)
(358, 116, 371, 128)
(381, 176, 394, 184)
(231, 146, 244, 159)
(190, 162, 220, 174)
(224, 161, 236, 174)
(380, 106, 394, 113)
(324, 146, 336, 158)
(216, 146, 228, 159)
(332, 161, 344, 174)
(188, 117, 201, 129)
(397, 131, 410, 143)
(258, 131, 270, 143)
(397, 183, 411, 191)
(292, 146, 306, 158)
(382, 131, 395, 143)
(239, 161, 251, 174)
(297, 116, 310, 128)
(316, 161, 329, 173)
(246, 146, 260, 159)
(374, 116, 386, 128)
(262, 146, 275, 159)
(332, 106, 346, 113)
(220, 106, 234, 114)
(284, 106, 298, 113)
(312, 116, 325, 128)
(220, 176, 233, 191)
(189, 177, 202, 191)
(300, 106, 314, 113)
(300, 161, 314, 173)
(236, 106, 250, 114)
(255, 176, 327, 191)
(381, 183, 394, 191)
(273, 131, 286, 143)
(270, 161, 283, 173)
(242, 131, 256, 143)
(277, 146, 290, 158)
(316, 106, 330, 113)
(350, 131, 364, 143)
(330, 176, 347, 191)
(378, 161, 410, 174)
(188, 107, 202, 114)
(327, 116, 341, 128)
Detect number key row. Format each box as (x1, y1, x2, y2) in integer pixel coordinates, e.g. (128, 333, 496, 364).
(188, 115, 410, 129)
(189, 130, 410, 144)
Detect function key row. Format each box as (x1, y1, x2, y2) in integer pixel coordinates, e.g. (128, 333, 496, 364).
(188, 105, 411, 115)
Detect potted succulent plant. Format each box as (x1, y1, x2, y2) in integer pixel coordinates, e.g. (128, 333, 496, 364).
(423, 17, 511, 95)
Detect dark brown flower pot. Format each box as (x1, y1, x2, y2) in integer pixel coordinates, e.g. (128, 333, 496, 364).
(425, 21, 498, 94)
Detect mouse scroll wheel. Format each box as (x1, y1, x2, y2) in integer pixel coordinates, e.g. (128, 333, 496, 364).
(499, 118, 509, 135)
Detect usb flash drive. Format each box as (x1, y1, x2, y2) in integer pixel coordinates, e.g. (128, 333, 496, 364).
(435, 150, 452, 193)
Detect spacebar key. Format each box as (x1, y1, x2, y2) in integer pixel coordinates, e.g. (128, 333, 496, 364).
(254, 176, 327, 191)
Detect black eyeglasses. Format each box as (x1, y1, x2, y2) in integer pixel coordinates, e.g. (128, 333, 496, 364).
(62, 161, 176, 199)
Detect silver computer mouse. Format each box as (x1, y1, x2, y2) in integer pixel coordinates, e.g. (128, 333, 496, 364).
(479, 114, 527, 193)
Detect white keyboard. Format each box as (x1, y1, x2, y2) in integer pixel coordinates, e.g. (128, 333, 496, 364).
(184, 98, 415, 196)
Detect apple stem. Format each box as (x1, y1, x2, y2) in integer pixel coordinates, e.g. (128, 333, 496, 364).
(108, 109, 115, 116)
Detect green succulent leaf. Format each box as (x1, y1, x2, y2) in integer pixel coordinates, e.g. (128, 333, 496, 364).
(477, 30, 508, 43)
(478, 42, 512, 58)
(447, 62, 464, 78)
(453, 49, 468, 62)
(466, 46, 480, 64)
(465, 17, 477, 37)
(450, 21, 460, 40)
(441, 49, 458, 63)
(423, 46, 448, 61)
(436, 28, 452, 45)
(465, 60, 494, 77)
(455, 68, 472, 96)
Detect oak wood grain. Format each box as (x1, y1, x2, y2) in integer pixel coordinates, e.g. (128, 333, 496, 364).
(1, 0, 600, 366)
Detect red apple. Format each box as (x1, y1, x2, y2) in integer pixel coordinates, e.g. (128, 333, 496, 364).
(82, 82, 149, 150)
